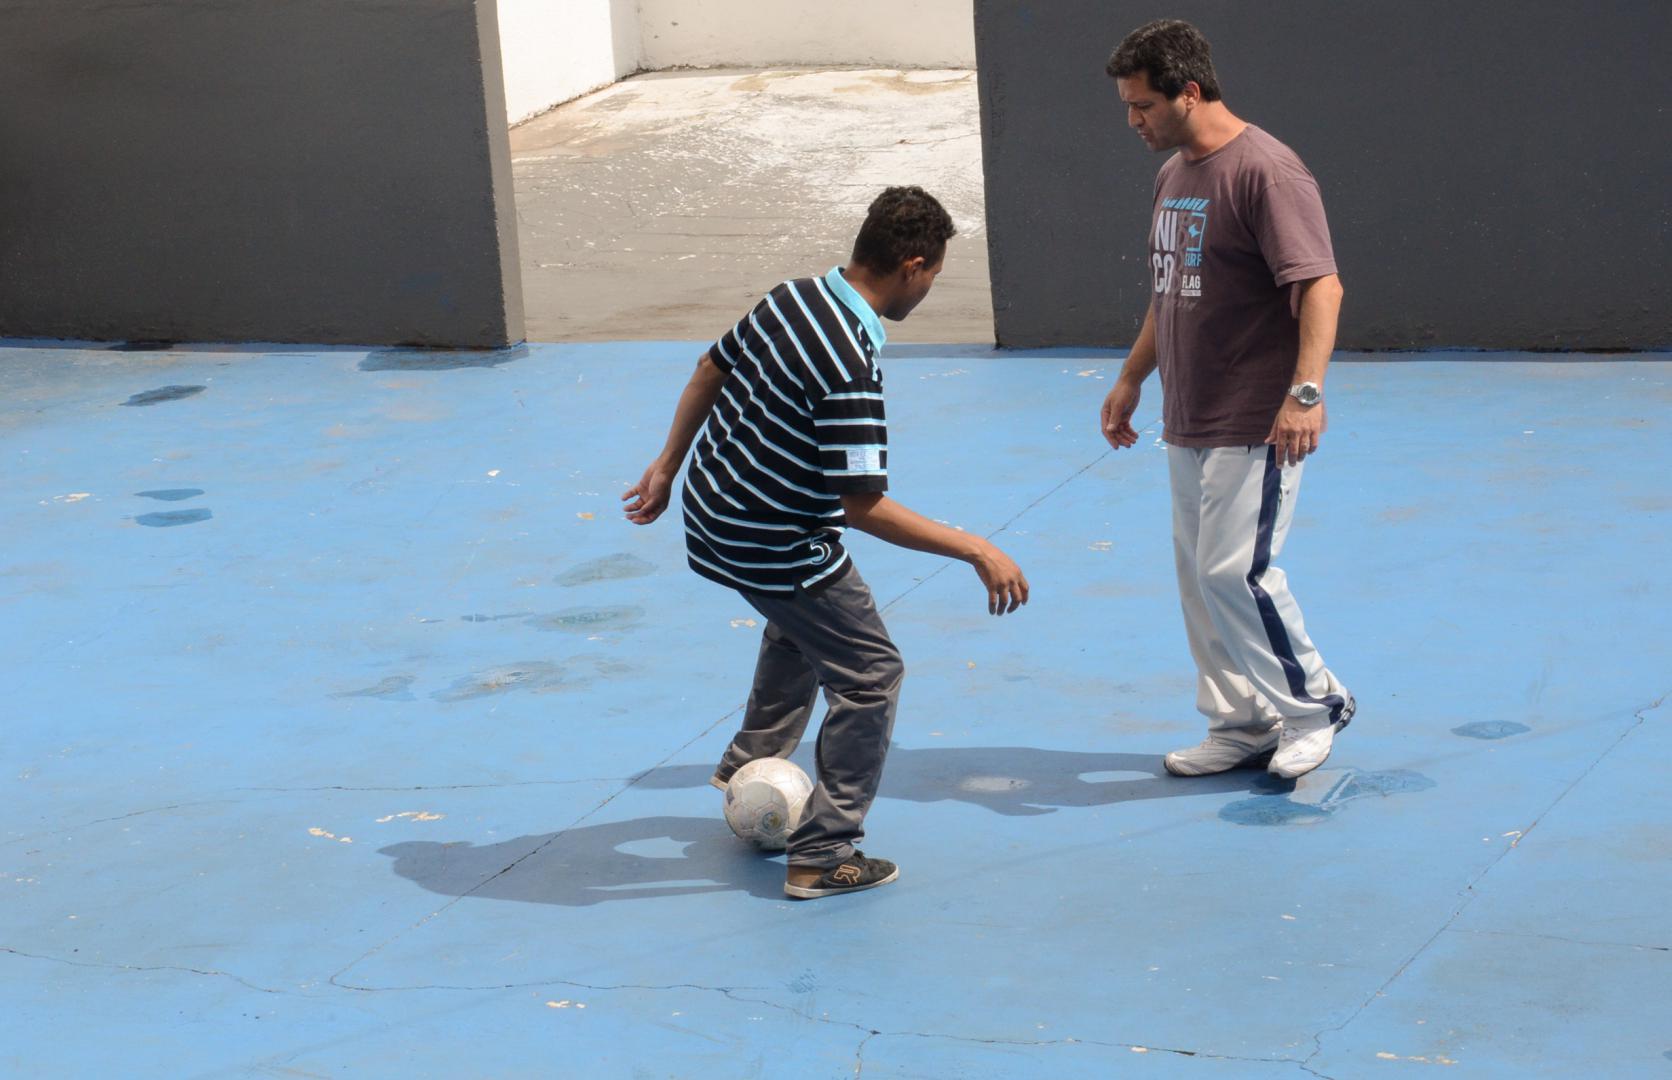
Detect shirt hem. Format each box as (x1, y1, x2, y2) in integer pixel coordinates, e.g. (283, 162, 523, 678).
(1162, 432, 1276, 449)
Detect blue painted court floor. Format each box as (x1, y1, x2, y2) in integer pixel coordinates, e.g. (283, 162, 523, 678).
(2, 341, 1668, 1078)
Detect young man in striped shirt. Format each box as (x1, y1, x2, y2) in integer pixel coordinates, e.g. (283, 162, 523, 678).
(624, 186, 1029, 900)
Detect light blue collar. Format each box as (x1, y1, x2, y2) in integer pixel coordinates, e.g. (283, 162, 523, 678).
(824, 266, 887, 352)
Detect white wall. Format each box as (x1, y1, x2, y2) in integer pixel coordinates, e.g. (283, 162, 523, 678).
(496, 0, 975, 125)
(637, 0, 975, 70)
(497, 0, 641, 124)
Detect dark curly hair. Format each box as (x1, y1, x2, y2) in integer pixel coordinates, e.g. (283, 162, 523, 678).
(1106, 19, 1223, 102)
(850, 186, 956, 274)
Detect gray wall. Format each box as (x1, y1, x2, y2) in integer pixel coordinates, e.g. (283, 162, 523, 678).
(0, 0, 524, 348)
(975, 1, 1672, 350)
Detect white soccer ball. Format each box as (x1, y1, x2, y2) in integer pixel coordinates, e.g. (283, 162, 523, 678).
(723, 758, 813, 850)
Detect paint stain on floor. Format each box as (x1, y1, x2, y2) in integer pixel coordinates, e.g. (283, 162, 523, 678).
(121, 385, 205, 406)
(134, 489, 205, 501)
(553, 553, 657, 586)
(1220, 769, 1437, 827)
(433, 656, 635, 702)
(135, 508, 212, 527)
(1452, 720, 1532, 739)
(358, 345, 529, 372)
(526, 606, 644, 633)
(334, 675, 417, 700)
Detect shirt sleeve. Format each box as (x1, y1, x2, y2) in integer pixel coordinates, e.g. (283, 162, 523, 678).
(1254, 179, 1338, 287)
(811, 376, 888, 494)
(707, 305, 759, 373)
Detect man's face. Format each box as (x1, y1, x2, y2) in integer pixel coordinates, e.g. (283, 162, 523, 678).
(883, 252, 945, 321)
(1116, 72, 1191, 151)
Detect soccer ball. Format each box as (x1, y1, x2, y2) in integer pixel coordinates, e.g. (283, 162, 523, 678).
(723, 759, 813, 850)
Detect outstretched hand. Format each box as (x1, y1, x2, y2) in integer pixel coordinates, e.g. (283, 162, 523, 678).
(621, 461, 676, 524)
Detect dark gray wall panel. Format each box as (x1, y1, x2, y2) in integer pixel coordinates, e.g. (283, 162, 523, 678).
(975, 1, 1671, 349)
(0, 0, 523, 347)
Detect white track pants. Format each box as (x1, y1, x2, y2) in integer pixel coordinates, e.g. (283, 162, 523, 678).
(1169, 444, 1349, 741)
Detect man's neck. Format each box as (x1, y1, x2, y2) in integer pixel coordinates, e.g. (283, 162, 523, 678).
(840, 263, 891, 317)
(1180, 103, 1248, 162)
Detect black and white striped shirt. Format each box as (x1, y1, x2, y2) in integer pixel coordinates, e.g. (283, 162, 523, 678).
(681, 267, 889, 594)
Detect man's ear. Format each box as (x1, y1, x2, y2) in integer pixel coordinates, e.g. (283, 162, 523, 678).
(901, 255, 927, 278)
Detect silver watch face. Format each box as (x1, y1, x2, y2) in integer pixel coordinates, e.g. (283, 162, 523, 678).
(1291, 383, 1321, 406)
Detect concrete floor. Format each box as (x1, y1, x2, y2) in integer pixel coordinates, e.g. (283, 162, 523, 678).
(2, 340, 1669, 1077)
(510, 69, 992, 344)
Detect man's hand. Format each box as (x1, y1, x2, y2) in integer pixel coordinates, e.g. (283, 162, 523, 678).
(621, 459, 676, 524)
(1265, 397, 1327, 467)
(971, 540, 1030, 616)
(1101, 379, 1142, 449)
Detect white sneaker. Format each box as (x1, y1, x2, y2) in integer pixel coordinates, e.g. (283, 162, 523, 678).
(1269, 697, 1356, 779)
(1163, 732, 1279, 777)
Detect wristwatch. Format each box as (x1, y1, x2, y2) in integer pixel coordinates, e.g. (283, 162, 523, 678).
(1288, 381, 1322, 407)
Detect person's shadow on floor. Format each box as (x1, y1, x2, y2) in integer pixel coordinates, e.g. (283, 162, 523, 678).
(639, 743, 1290, 816)
(380, 744, 1290, 906)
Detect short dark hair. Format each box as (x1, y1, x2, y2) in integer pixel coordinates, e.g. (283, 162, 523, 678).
(1106, 19, 1223, 102)
(851, 186, 956, 273)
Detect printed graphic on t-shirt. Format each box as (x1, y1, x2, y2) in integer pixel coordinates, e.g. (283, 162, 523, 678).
(1152, 196, 1211, 299)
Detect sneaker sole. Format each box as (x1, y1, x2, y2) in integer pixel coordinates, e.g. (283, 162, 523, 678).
(784, 867, 900, 900)
(709, 775, 727, 791)
(1163, 747, 1275, 777)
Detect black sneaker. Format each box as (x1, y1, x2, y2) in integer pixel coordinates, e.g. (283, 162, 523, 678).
(784, 852, 899, 900)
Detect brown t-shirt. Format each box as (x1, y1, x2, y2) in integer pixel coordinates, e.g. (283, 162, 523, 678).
(1148, 125, 1337, 447)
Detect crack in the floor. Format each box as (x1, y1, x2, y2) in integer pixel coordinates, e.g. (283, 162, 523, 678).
(1298, 688, 1667, 1073)
(330, 971, 1302, 1067)
(1447, 927, 1668, 953)
(4, 777, 639, 850)
(866, 1028, 1300, 1064)
(0, 945, 288, 996)
(3, 799, 243, 849)
(229, 777, 634, 794)
(853, 1031, 877, 1077)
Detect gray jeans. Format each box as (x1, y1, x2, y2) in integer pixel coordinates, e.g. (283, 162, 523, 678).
(716, 564, 903, 868)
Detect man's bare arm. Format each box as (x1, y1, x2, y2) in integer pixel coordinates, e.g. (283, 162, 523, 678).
(1102, 302, 1157, 449)
(622, 352, 728, 524)
(840, 492, 1029, 616)
(1266, 274, 1344, 466)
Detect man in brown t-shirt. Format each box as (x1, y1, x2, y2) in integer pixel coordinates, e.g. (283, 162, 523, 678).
(1100, 19, 1354, 780)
